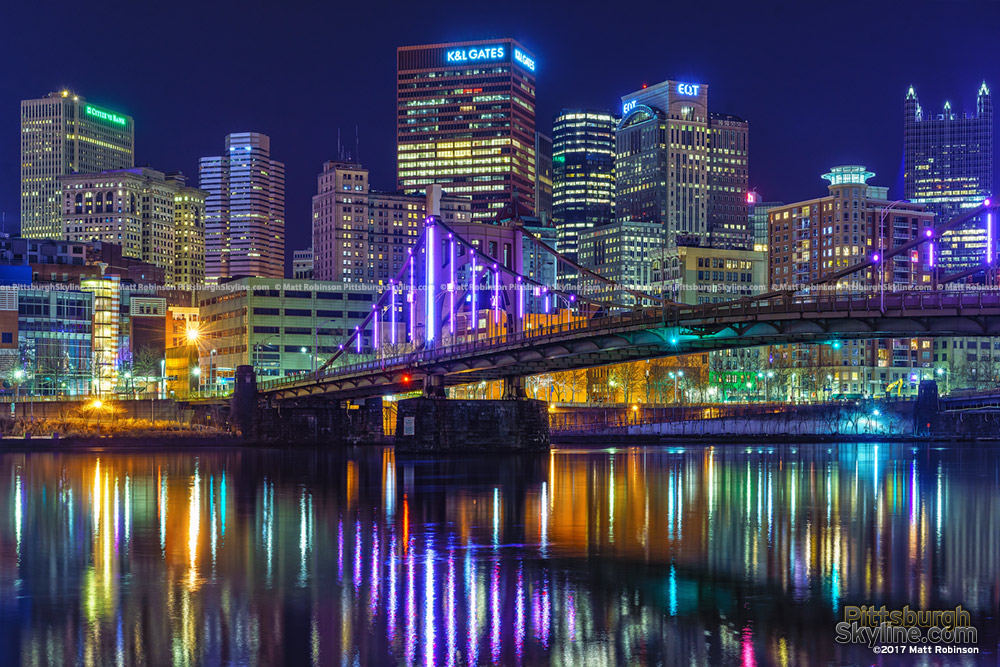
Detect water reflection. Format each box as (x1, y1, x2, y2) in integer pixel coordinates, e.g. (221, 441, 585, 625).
(0, 444, 998, 665)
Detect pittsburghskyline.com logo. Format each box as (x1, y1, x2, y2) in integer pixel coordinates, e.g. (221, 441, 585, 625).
(835, 605, 979, 655)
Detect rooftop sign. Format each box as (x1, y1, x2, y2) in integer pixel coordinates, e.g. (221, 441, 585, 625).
(85, 105, 127, 127)
(446, 46, 505, 64)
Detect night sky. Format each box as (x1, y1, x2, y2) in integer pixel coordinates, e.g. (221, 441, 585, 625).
(3, 0, 999, 265)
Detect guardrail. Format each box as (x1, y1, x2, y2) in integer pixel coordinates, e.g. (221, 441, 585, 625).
(260, 289, 1000, 394)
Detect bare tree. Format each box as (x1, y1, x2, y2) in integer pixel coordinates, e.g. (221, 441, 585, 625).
(609, 362, 644, 405)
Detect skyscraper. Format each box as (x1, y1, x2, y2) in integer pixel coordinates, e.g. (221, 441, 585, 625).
(551, 110, 616, 263)
(617, 80, 710, 242)
(396, 39, 537, 222)
(20, 90, 134, 239)
(171, 175, 208, 287)
(61, 167, 204, 285)
(200, 132, 285, 281)
(707, 112, 750, 249)
(616, 80, 750, 250)
(904, 83, 993, 274)
(534, 132, 553, 221)
(311, 161, 471, 284)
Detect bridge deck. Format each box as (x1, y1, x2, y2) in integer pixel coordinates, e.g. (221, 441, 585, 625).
(261, 290, 1000, 400)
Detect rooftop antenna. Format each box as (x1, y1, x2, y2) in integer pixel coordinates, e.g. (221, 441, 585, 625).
(337, 128, 342, 161)
(355, 125, 360, 164)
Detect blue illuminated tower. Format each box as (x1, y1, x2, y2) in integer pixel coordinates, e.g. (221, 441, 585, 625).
(904, 82, 993, 273)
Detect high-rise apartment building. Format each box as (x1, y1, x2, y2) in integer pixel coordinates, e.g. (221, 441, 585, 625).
(397, 39, 537, 222)
(200, 132, 285, 281)
(616, 80, 750, 249)
(311, 161, 471, 284)
(61, 168, 205, 285)
(904, 83, 993, 273)
(767, 165, 935, 397)
(552, 110, 617, 263)
(21, 90, 134, 239)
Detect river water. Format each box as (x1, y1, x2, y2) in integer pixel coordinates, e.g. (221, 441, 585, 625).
(1, 443, 998, 666)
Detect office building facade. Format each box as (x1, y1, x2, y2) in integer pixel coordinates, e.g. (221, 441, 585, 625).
(534, 132, 553, 220)
(397, 39, 537, 222)
(21, 90, 134, 240)
(195, 278, 373, 388)
(652, 243, 766, 305)
(578, 219, 664, 297)
(173, 177, 207, 287)
(617, 80, 710, 242)
(15, 288, 94, 396)
(707, 113, 750, 249)
(616, 80, 750, 249)
(747, 191, 783, 253)
(311, 161, 471, 284)
(61, 168, 205, 285)
(293, 248, 314, 279)
(552, 110, 616, 262)
(904, 83, 993, 274)
(200, 132, 286, 281)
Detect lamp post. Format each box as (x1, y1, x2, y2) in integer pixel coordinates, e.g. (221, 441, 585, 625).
(313, 318, 341, 375)
(667, 371, 684, 404)
(757, 370, 775, 402)
(186, 326, 201, 397)
(13, 369, 23, 416)
(254, 334, 278, 378)
(935, 367, 948, 394)
(209, 349, 217, 396)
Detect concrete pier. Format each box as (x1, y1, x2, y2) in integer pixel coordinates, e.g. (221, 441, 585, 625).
(394, 397, 549, 453)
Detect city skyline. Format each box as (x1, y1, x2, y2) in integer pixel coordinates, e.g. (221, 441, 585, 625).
(3, 0, 1000, 267)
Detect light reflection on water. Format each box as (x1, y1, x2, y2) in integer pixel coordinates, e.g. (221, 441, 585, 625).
(0, 443, 997, 666)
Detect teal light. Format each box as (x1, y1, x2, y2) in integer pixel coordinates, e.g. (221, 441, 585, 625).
(85, 105, 127, 127)
(821, 165, 874, 186)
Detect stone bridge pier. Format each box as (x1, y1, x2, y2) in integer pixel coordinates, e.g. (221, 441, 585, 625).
(233, 365, 384, 443)
(395, 375, 549, 453)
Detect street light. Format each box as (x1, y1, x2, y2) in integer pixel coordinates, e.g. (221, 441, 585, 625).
(313, 317, 342, 375)
(209, 349, 217, 395)
(757, 370, 776, 402)
(13, 369, 23, 412)
(254, 334, 278, 378)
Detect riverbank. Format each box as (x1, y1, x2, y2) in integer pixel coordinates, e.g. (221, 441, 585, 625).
(550, 432, 995, 445)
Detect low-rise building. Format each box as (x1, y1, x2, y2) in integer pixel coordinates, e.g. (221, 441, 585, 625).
(194, 278, 374, 392)
(652, 243, 767, 305)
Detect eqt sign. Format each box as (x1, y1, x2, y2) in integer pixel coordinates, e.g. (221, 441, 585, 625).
(676, 83, 701, 96)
